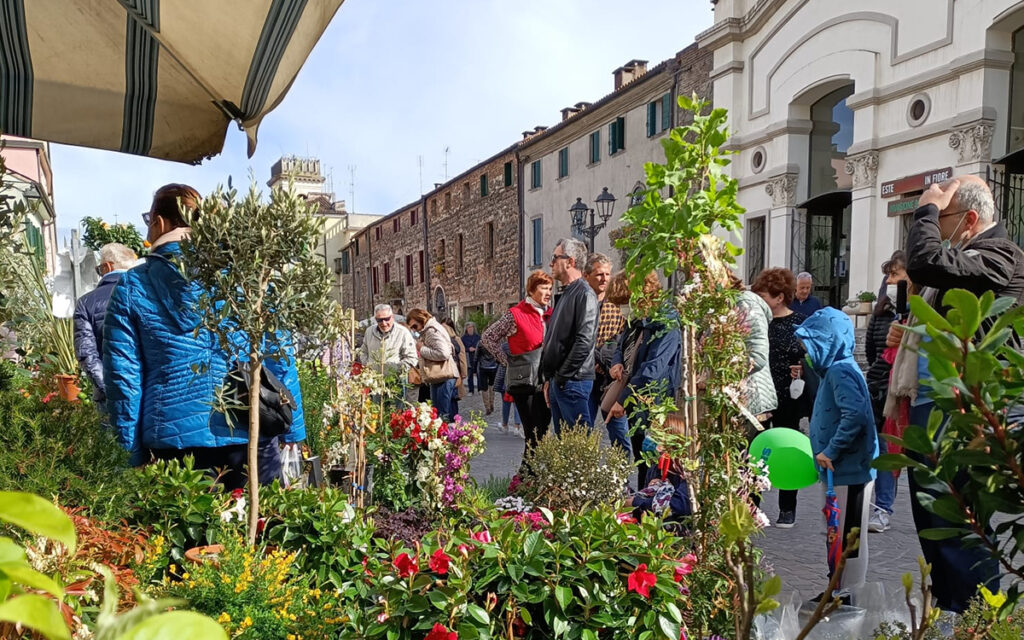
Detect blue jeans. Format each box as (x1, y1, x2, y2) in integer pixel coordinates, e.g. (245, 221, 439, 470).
(874, 435, 896, 513)
(430, 378, 457, 423)
(502, 397, 521, 425)
(588, 383, 631, 454)
(549, 379, 593, 434)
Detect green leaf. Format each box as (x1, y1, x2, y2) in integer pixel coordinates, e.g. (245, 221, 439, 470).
(897, 425, 935, 456)
(909, 296, 953, 333)
(554, 585, 573, 611)
(665, 601, 683, 624)
(872, 453, 924, 472)
(965, 351, 1001, 388)
(918, 527, 965, 541)
(118, 611, 228, 640)
(0, 564, 65, 599)
(466, 603, 489, 625)
(0, 492, 76, 553)
(916, 493, 968, 524)
(761, 574, 782, 598)
(0, 594, 70, 640)
(942, 289, 982, 338)
(582, 630, 598, 640)
(519, 607, 533, 625)
(657, 613, 681, 640)
(429, 588, 450, 609)
(523, 532, 541, 559)
(552, 615, 570, 637)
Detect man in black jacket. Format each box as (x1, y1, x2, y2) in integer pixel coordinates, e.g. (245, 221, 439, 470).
(541, 237, 598, 433)
(898, 175, 1023, 612)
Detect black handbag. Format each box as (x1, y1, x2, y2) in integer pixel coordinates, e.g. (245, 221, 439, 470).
(225, 363, 296, 438)
(507, 347, 542, 395)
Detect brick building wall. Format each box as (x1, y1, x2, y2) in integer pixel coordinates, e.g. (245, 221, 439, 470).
(424, 145, 521, 321)
(674, 43, 714, 126)
(344, 202, 429, 320)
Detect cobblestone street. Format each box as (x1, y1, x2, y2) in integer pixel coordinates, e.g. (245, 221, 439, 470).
(460, 389, 925, 604)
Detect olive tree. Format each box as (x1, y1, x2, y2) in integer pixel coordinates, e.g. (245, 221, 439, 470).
(180, 181, 337, 543)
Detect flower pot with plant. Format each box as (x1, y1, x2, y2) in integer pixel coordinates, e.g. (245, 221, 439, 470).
(856, 290, 876, 313)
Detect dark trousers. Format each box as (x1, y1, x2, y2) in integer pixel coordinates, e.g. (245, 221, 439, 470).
(478, 367, 497, 391)
(627, 409, 649, 492)
(466, 358, 478, 393)
(418, 383, 430, 403)
(768, 413, 801, 512)
(512, 388, 551, 474)
(152, 437, 283, 491)
(907, 403, 999, 613)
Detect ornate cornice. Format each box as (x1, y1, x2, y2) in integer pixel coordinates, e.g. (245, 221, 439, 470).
(948, 122, 995, 164)
(764, 173, 799, 207)
(844, 151, 879, 190)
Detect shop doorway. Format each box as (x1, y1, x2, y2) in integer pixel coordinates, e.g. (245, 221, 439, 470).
(794, 191, 851, 308)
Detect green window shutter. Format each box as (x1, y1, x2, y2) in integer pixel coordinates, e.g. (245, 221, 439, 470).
(608, 122, 615, 155)
(662, 93, 671, 131)
(589, 131, 600, 164)
(504, 161, 513, 186)
(558, 148, 568, 178)
(647, 102, 656, 137)
(480, 174, 488, 197)
(617, 116, 625, 151)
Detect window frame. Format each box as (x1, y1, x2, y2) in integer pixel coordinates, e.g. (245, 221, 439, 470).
(557, 147, 569, 179)
(531, 217, 543, 267)
(530, 160, 542, 189)
(589, 130, 601, 165)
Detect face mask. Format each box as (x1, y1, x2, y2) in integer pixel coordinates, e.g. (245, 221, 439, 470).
(941, 213, 969, 250)
(411, 331, 421, 340)
(886, 284, 898, 305)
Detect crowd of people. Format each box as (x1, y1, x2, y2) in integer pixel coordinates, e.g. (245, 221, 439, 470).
(70, 175, 1019, 613)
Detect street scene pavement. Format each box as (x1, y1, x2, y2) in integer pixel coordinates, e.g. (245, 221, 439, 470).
(460, 389, 924, 603)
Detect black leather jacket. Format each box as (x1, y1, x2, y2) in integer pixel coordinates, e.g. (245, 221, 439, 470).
(540, 278, 598, 383)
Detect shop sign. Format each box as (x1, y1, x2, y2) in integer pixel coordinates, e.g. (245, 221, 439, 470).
(887, 196, 919, 217)
(880, 167, 953, 198)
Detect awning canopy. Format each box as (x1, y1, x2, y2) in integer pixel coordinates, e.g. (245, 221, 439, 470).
(796, 189, 852, 212)
(0, 0, 343, 164)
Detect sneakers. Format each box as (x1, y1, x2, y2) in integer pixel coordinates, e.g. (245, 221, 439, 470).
(868, 507, 890, 533)
(776, 510, 796, 528)
(514, 424, 525, 439)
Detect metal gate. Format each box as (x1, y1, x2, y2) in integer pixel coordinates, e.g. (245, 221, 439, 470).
(989, 165, 1024, 246)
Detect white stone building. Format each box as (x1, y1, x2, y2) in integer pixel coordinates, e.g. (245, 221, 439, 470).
(517, 46, 713, 282)
(700, 0, 1024, 306)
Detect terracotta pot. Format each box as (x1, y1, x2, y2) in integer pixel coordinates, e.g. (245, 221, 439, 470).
(185, 544, 224, 566)
(54, 374, 81, 402)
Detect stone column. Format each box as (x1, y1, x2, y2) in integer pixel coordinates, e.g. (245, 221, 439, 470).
(844, 150, 880, 303)
(764, 173, 799, 269)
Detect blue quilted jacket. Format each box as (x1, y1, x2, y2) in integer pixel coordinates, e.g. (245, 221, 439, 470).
(102, 242, 305, 465)
(794, 308, 877, 486)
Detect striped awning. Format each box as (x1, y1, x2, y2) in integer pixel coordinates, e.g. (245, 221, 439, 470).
(0, 0, 343, 163)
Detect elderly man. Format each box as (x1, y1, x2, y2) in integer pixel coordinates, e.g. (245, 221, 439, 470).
(541, 237, 598, 432)
(790, 272, 823, 315)
(584, 253, 629, 453)
(73, 242, 136, 406)
(359, 303, 418, 376)
(891, 175, 1024, 613)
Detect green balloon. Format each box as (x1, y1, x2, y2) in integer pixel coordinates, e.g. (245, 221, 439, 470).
(749, 428, 819, 490)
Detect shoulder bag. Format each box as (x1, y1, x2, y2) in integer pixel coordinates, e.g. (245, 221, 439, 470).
(420, 327, 459, 384)
(507, 347, 542, 395)
(225, 362, 296, 438)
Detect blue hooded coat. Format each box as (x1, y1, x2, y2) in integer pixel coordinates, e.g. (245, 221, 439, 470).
(794, 307, 877, 485)
(102, 242, 305, 465)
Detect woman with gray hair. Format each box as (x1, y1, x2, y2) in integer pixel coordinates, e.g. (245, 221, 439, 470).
(73, 242, 137, 406)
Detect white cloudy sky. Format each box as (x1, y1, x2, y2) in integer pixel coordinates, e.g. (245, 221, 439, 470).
(51, 0, 713, 235)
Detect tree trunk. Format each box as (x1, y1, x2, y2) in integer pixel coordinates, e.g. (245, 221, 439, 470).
(247, 357, 262, 546)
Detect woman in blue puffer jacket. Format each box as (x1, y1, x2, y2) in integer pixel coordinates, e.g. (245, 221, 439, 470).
(102, 184, 305, 489)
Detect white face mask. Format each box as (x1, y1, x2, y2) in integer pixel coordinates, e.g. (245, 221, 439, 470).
(941, 213, 970, 250)
(886, 284, 899, 305)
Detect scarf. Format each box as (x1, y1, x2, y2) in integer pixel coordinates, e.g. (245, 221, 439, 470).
(882, 286, 937, 419)
(149, 227, 191, 250)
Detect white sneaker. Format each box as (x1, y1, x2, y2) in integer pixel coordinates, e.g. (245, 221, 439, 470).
(868, 507, 890, 533)
(515, 425, 525, 439)
(500, 423, 510, 434)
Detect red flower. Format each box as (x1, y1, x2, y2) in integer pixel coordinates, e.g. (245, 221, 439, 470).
(457, 543, 470, 557)
(471, 530, 492, 544)
(674, 553, 697, 583)
(350, 362, 363, 376)
(507, 475, 522, 493)
(231, 488, 244, 500)
(616, 512, 638, 524)
(627, 563, 657, 598)
(361, 557, 374, 576)
(424, 623, 457, 640)
(393, 552, 419, 578)
(428, 548, 451, 575)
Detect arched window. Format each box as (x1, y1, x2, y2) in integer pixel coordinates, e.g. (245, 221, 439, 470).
(1010, 27, 1024, 154)
(808, 85, 855, 197)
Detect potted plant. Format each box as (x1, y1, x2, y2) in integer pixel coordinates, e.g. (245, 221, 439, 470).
(180, 181, 340, 544)
(856, 290, 876, 313)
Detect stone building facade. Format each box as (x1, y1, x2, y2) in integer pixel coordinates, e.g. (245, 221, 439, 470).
(423, 145, 521, 321)
(700, 0, 1024, 306)
(517, 45, 713, 286)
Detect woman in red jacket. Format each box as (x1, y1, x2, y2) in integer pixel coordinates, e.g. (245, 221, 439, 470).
(481, 270, 553, 473)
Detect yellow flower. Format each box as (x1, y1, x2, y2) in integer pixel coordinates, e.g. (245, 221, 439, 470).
(241, 616, 253, 628)
(217, 612, 231, 624)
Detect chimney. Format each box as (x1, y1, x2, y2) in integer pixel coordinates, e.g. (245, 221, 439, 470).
(613, 59, 649, 90)
(561, 106, 580, 121)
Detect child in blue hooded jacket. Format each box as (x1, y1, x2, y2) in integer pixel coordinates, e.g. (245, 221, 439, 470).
(794, 307, 878, 593)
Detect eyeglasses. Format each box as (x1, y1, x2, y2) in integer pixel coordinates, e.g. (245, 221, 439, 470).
(375, 316, 393, 324)
(938, 209, 970, 219)
(142, 211, 153, 225)
(94, 265, 104, 277)
(551, 254, 570, 263)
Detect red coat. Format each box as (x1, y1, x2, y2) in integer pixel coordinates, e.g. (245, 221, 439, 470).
(508, 300, 547, 355)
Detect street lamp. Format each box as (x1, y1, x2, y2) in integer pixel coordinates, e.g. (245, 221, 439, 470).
(568, 188, 616, 252)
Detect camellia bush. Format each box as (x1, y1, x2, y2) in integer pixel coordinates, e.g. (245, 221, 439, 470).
(876, 288, 1024, 610)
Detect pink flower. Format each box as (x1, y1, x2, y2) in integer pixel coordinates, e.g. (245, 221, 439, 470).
(393, 552, 418, 578)
(377, 612, 389, 623)
(616, 512, 638, 524)
(471, 530, 492, 544)
(424, 623, 457, 640)
(428, 548, 451, 575)
(627, 563, 657, 598)
(673, 553, 698, 583)
(457, 544, 470, 557)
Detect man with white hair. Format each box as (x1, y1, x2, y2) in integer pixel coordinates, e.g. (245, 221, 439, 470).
(73, 242, 137, 405)
(541, 237, 598, 432)
(790, 271, 823, 315)
(891, 174, 1024, 613)
(359, 303, 418, 376)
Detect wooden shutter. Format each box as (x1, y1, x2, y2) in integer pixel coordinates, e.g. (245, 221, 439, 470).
(662, 93, 672, 131)
(647, 102, 657, 137)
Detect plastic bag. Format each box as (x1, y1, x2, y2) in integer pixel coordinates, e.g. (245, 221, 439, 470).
(282, 444, 303, 488)
(790, 377, 805, 399)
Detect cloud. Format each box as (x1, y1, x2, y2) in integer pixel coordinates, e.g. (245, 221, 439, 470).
(50, 0, 712, 232)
